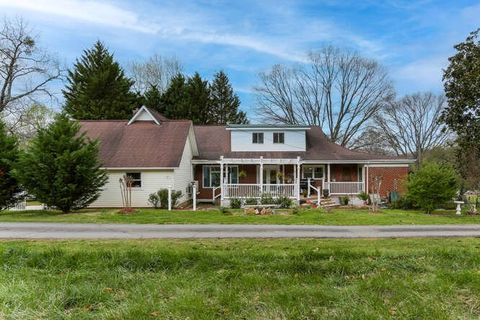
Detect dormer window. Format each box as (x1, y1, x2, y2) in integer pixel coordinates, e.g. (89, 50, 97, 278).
(252, 132, 264, 144)
(273, 132, 284, 144)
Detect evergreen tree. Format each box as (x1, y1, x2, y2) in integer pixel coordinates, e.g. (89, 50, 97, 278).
(210, 70, 248, 124)
(186, 72, 211, 124)
(63, 41, 139, 120)
(143, 84, 163, 111)
(0, 121, 22, 210)
(15, 113, 107, 213)
(159, 73, 189, 119)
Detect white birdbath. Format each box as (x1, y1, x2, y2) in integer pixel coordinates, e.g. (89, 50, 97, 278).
(454, 201, 464, 215)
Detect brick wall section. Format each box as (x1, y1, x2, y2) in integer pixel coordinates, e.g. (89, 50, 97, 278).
(367, 167, 409, 197)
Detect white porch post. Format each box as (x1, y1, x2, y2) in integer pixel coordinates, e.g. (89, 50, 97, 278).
(259, 156, 263, 195)
(296, 156, 301, 202)
(220, 156, 224, 203)
(365, 164, 370, 194)
(192, 183, 197, 211)
(167, 185, 172, 211)
(327, 163, 331, 191)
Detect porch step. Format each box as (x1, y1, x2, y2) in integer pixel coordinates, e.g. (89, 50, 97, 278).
(306, 197, 339, 208)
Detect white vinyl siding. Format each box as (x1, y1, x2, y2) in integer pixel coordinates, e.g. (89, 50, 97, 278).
(231, 129, 306, 151)
(90, 170, 174, 208)
(90, 134, 196, 208)
(173, 135, 195, 203)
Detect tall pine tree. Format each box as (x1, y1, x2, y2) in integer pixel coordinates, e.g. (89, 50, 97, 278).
(158, 73, 189, 119)
(210, 70, 248, 124)
(15, 113, 107, 213)
(143, 84, 163, 111)
(186, 72, 211, 124)
(0, 121, 22, 210)
(63, 41, 139, 120)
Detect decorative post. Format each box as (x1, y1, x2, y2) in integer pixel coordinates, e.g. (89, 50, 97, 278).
(259, 156, 264, 195)
(454, 200, 464, 215)
(220, 156, 224, 204)
(167, 185, 172, 211)
(192, 182, 197, 211)
(327, 163, 331, 192)
(307, 178, 311, 198)
(296, 156, 301, 203)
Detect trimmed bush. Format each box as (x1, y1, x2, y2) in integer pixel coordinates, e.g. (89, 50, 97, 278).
(260, 193, 275, 205)
(406, 162, 458, 214)
(276, 196, 293, 208)
(339, 196, 350, 205)
(154, 189, 183, 209)
(245, 197, 258, 205)
(230, 198, 242, 209)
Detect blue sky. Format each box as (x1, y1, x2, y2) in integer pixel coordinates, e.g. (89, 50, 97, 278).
(0, 0, 478, 119)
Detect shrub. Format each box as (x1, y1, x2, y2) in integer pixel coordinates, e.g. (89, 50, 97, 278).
(339, 196, 350, 205)
(358, 191, 369, 201)
(14, 113, 107, 213)
(389, 196, 415, 210)
(148, 193, 161, 208)
(260, 193, 274, 205)
(276, 196, 293, 208)
(219, 206, 230, 214)
(245, 197, 258, 205)
(0, 121, 22, 210)
(406, 162, 458, 214)
(157, 189, 182, 209)
(230, 198, 242, 209)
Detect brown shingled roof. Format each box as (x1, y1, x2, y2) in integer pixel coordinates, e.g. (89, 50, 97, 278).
(193, 125, 403, 161)
(80, 120, 191, 168)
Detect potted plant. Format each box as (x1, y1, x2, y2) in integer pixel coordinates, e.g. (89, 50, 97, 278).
(322, 188, 330, 198)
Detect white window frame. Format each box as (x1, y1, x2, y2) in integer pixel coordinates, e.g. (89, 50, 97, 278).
(202, 165, 239, 188)
(302, 165, 324, 179)
(125, 172, 142, 188)
(252, 132, 264, 144)
(273, 132, 285, 144)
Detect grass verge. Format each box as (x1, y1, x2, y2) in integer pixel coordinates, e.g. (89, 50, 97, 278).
(0, 207, 479, 225)
(0, 238, 479, 319)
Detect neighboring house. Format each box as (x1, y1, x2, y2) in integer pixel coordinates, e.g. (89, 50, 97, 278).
(80, 106, 414, 207)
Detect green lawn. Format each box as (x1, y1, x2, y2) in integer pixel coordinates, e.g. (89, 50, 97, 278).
(0, 207, 479, 225)
(1, 238, 480, 319)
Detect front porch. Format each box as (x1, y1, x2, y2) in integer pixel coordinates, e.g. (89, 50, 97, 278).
(193, 157, 367, 204)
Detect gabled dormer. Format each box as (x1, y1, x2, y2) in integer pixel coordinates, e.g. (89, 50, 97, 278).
(127, 106, 168, 125)
(226, 124, 310, 152)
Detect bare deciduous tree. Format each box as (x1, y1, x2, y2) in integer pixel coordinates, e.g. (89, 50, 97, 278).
(129, 54, 182, 94)
(373, 92, 450, 165)
(0, 17, 61, 115)
(254, 46, 394, 147)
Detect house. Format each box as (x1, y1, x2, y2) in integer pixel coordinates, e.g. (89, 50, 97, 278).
(80, 106, 414, 207)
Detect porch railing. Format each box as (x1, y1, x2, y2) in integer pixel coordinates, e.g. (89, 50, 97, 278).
(223, 183, 296, 199)
(325, 182, 364, 195)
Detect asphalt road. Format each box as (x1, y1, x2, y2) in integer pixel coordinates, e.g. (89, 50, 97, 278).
(0, 222, 480, 239)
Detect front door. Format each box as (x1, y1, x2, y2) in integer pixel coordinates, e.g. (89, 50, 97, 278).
(263, 165, 278, 184)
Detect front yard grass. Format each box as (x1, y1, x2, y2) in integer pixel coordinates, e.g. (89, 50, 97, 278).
(0, 207, 479, 225)
(1, 238, 480, 319)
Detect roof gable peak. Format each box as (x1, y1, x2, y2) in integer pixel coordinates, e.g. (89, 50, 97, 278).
(128, 106, 166, 125)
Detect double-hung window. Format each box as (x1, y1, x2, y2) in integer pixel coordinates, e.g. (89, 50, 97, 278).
(126, 172, 142, 188)
(273, 132, 284, 144)
(302, 166, 324, 179)
(203, 166, 239, 188)
(252, 132, 264, 144)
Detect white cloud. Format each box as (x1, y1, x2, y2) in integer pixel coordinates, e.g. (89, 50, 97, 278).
(394, 57, 447, 92)
(0, 0, 308, 62)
